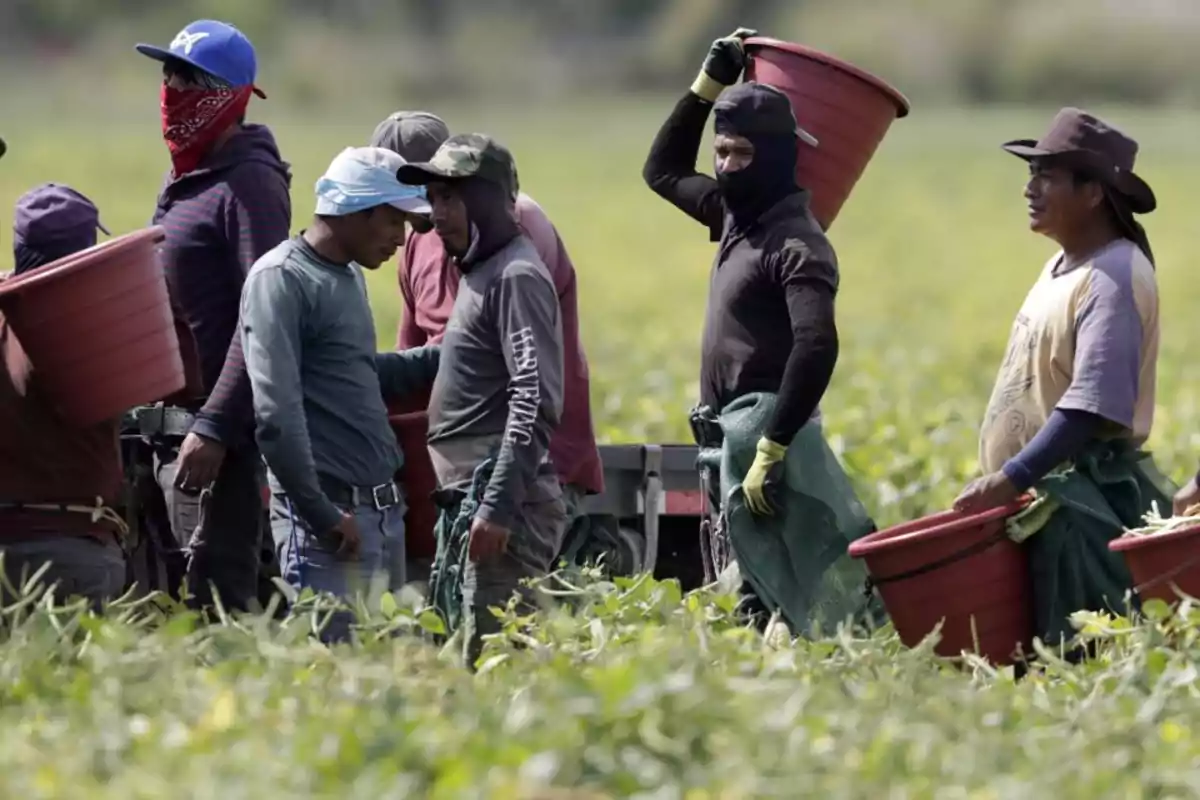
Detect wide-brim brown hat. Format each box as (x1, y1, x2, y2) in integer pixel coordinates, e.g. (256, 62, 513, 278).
(1002, 107, 1156, 214)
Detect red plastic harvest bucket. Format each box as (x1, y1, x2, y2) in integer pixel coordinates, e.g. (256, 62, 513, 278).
(387, 390, 437, 561)
(743, 37, 911, 231)
(0, 226, 185, 426)
(1109, 525, 1200, 605)
(847, 499, 1034, 664)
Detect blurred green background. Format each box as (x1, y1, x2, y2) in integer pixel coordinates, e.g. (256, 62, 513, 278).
(4, 0, 1200, 527)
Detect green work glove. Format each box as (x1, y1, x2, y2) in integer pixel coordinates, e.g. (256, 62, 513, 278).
(742, 436, 787, 516)
(691, 27, 758, 102)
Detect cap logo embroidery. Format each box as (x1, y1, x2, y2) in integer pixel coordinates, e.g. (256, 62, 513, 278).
(171, 30, 209, 56)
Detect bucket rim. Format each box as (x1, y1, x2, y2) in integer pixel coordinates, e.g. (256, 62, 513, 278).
(743, 37, 912, 119)
(1108, 521, 1200, 553)
(0, 225, 165, 302)
(848, 496, 1030, 559)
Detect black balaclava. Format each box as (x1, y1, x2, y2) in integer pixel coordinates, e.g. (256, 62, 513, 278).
(451, 175, 520, 272)
(713, 82, 801, 227)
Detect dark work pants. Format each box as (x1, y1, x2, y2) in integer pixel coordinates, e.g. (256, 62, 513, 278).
(461, 474, 568, 668)
(154, 445, 266, 613)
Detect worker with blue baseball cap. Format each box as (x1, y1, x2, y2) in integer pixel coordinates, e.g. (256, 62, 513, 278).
(129, 19, 294, 615)
(136, 20, 268, 178)
(135, 20, 265, 98)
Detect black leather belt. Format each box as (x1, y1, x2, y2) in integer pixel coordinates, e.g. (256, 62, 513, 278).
(318, 474, 402, 512)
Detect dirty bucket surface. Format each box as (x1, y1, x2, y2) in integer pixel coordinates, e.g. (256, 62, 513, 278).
(1110, 523, 1200, 605)
(848, 499, 1033, 665)
(0, 226, 185, 426)
(743, 37, 910, 231)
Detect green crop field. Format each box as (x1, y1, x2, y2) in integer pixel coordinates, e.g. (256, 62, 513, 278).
(5, 100, 1200, 796)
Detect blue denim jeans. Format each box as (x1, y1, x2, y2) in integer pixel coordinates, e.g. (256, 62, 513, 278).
(269, 482, 406, 642)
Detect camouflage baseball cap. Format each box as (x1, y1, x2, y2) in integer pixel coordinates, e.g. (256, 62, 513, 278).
(395, 133, 518, 198)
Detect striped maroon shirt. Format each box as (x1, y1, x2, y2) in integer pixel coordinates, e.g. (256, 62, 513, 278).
(151, 124, 292, 448)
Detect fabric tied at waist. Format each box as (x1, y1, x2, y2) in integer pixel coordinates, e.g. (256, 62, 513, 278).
(709, 392, 880, 637)
(124, 403, 196, 439)
(429, 434, 505, 488)
(0, 496, 130, 539)
(427, 457, 497, 638)
(1000, 440, 1175, 648)
(317, 473, 402, 511)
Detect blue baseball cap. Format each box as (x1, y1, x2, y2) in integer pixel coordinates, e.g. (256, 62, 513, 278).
(135, 20, 266, 98)
(315, 147, 432, 217)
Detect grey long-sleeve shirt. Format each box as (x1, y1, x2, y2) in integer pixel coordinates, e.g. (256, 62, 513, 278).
(241, 235, 440, 532)
(427, 235, 564, 529)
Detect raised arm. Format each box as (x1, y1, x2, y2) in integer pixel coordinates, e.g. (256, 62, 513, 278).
(641, 27, 757, 241)
(641, 94, 725, 238)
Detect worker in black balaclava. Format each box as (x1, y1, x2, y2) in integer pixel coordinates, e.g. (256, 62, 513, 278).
(642, 28, 877, 639)
(643, 26, 835, 517)
(711, 80, 808, 229)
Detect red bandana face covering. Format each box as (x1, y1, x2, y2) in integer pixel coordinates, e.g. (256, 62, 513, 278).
(160, 83, 254, 178)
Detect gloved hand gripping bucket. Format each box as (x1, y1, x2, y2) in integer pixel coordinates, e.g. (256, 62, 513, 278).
(743, 37, 911, 230)
(848, 499, 1035, 665)
(0, 226, 186, 426)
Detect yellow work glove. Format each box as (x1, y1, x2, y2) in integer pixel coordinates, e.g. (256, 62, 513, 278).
(742, 436, 787, 516)
(690, 27, 758, 102)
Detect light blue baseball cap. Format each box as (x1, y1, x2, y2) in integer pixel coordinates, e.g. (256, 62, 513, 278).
(314, 147, 432, 217)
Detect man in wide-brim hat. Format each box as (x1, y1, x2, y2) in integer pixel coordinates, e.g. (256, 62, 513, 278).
(953, 107, 1173, 652)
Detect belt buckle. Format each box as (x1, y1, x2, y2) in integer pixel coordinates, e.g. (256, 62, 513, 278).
(371, 482, 399, 511)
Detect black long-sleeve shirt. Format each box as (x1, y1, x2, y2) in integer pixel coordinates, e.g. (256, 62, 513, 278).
(643, 92, 840, 445)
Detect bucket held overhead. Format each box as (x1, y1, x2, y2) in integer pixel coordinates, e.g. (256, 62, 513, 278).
(742, 37, 911, 230)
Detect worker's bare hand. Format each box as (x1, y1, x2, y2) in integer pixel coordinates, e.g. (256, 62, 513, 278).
(174, 432, 226, 493)
(1173, 475, 1200, 517)
(468, 517, 510, 563)
(953, 471, 1020, 516)
(329, 512, 362, 560)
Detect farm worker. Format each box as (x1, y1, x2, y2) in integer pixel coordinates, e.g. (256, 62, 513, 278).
(0, 185, 127, 607)
(371, 112, 620, 576)
(241, 146, 440, 643)
(641, 27, 877, 638)
(129, 20, 292, 613)
(396, 134, 567, 668)
(953, 107, 1171, 650)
